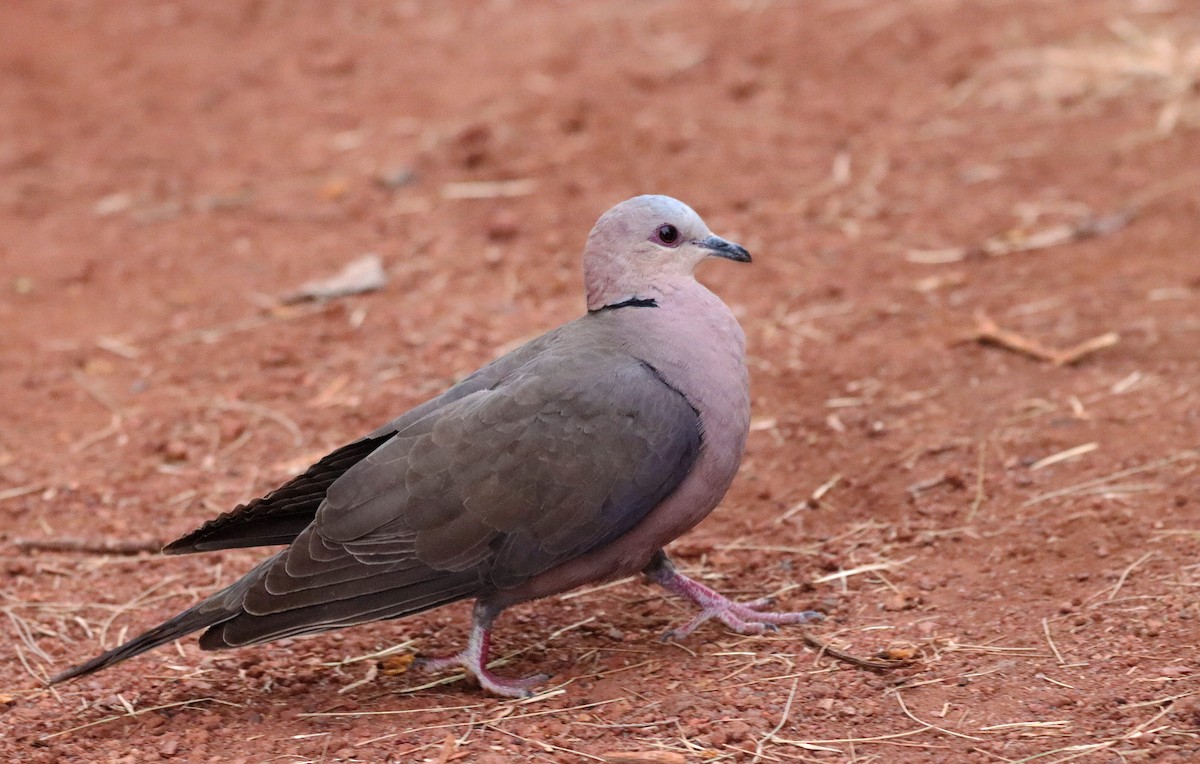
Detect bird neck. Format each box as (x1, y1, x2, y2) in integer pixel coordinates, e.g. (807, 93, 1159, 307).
(585, 272, 696, 312)
(627, 279, 749, 415)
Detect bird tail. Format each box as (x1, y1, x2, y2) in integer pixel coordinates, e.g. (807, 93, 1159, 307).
(49, 605, 232, 684)
(48, 557, 273, 685)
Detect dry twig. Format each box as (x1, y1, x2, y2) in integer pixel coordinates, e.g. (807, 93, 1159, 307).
(908, 209, 1134, 264)
(971, 313, 1118, 366)
(802, 631, 916, 671)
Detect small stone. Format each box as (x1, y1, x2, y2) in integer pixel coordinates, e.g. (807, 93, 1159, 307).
(160, 440, 189, 462)
(486, 209, 521, 242)
(319, 178, 349, 200)
(304, 52, 356, 76)
(884, 592, 918, 611)
(94, 192, 132, 216)
(375, 167, 417, 189)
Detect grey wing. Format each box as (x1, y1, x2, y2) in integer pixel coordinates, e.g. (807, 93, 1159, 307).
(201, 350, 701, 648)
(162, 434, 393, 554)
(165, 327, 567, 555)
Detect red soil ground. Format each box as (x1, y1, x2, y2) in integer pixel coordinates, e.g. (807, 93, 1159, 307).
(2, 1, 1199, 761)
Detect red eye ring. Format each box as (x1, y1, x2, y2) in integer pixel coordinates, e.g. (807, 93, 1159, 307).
(654, 224, 680, 246)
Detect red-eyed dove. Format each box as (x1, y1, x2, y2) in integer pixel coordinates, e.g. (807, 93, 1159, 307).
(51, 195, 821, 697)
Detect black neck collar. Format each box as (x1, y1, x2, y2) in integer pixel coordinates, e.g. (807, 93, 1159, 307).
(589, 296, 659, 314)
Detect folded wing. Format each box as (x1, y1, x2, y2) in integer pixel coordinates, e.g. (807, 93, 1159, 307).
(201, 346, 701, 648)
(164, 329, 567, 555)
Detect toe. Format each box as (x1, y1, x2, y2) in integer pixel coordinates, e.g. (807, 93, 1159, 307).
(412, 654, 461, 674)
(478, 670, 550, 697)
(511, 672, 552, 689)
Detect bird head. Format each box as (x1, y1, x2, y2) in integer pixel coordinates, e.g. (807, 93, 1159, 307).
(583, 195, 750, 312)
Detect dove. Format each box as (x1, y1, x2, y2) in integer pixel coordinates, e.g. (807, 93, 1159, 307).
(50, 195, 821, 697)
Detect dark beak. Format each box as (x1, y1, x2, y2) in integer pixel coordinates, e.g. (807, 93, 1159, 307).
(697, 235, 751, 263)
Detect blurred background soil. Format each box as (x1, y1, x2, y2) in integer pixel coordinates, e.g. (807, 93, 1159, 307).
(2, 1, 1199, 761)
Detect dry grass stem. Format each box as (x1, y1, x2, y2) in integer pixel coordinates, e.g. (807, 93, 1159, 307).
(94, 335, 142, 359)
(12, 537, 165, 556)
(602, 752, 689, 763)
(39, 698, 241, 742)
(212, 397, 304, 447)
(1123, 689, 1200, 710)
(1022, 450, 1198, 507)
(775, 727, 930, 752)
(811, 558, 913, 585)
(560, 576, 635, 601)
(13, 643, 49, 683)
(321, 639, 418, 667)
(337, 661, 379, 694)
(750, 675, 801, 763)
(958, 20, 1200, 137)
(299, 702, 488, 719)
(0, 485, 41, 502)
(349, 698, 620, 747)
(776, 474, 842, 524)
(1041, 618, 1066, 665)
(1036, 673, 1076, 690)
(160, 303, 328, 347)
(487, 724, 607, 761)
(1103, 551, 1155, 602)
(441, 179, 536, 199)
(895, 693, 984, 742)
(95, 575, 184, 649)
(980, 720, 1071, 732)
(1029, 443, 1098, 471)
(966, 440, 988, 521)
(908, 209, 1133, 264)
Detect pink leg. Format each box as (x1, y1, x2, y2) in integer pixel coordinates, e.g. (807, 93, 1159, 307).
(644, 552, 823, 641)
(415, 605, 549, 698)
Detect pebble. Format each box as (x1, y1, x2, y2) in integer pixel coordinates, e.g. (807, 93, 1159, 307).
(485, 209, 520, 242)
(375, 167, 416, 189)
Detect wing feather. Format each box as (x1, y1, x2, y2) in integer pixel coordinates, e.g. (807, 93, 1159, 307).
(199, 340, 701, 646)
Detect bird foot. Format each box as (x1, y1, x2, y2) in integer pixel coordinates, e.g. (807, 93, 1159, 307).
(414, 626, 549, 698)
(651, 565, 823, 641)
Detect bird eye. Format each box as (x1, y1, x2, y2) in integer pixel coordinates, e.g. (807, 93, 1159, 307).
(654, 224, 680, 246)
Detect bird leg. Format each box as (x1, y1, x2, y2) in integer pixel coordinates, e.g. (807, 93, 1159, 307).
(643, 551, 823, 641)
(414, 602, 549, 698)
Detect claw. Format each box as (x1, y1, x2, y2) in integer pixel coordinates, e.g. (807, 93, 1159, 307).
(645, 554, 823, 640)
(415, 622, 550, 698)
(660, 628, 688, 643)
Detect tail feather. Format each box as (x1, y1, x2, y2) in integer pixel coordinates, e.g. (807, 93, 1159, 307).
(48, 605, 235, 684)
(48, 557, 275, 685)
